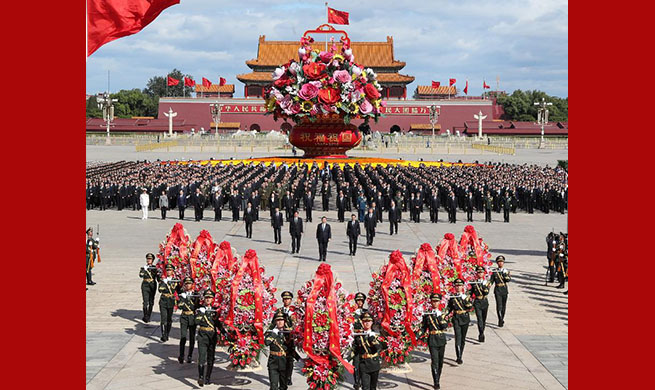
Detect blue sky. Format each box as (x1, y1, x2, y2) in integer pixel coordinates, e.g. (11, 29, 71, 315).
(86, 0, 568, 97)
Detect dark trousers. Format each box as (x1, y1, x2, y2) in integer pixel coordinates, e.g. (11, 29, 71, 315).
(485, 209, 492, 222)
(338, 208, 345, 222)
(359, 368, 379, 390)
(429, 345, 445, 386)
(318, 240, 328, 261)
(305, 207, 312, 222)
(349, 236, 358, 255)
(160, 302, 174, 338)
(274, 228, 281, 244)
(466, 209, 473, 222)
(232, 208, 239, 221)
(366, 229, 375, 245)
(141, 285, 156, 320)
(474, 301, 488, 337)
(179, 315, 196, 358)
(430, 208, 438, 222)
(245, 222, 252, 238)
(453, 322, 468, 360)
(161, 206, 167, 219)
(390, 221, 398, 235)
(214, 208, 221, 221)
(323, 198, 329, 211)
(548, 261, 556, 282)
(268, 365, 288, 390)
(291, 234, 301, 253)
(86, 258, 93, 283)
(503, 208, 510, 222)
(194, 207, 202, 221)
(353, 355, 361, 388)
(179, 207, 185, 219)
(197, 331, 217, 366)
(495, 293, 508, 325)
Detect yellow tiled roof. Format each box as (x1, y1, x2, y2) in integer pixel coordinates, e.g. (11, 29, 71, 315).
(416, 85, 457, 95)
(194, 84, 235, 93)
(236, 71, 414, 84)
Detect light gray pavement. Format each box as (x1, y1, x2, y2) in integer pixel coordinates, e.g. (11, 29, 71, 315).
(86, 206, 568, 390)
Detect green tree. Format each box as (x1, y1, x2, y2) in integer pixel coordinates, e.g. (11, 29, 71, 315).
(497, 90, 568, 122)
(144, 68, 194, 98)
(111, 89, 158, 118)
(86, 95, 103, 118)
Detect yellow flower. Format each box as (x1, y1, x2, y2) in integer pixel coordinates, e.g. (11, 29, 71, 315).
(348, 103, 359, 113)
(335, 102, 342, 108)
(301, 100, 314, 112)
(333, 54, 344, 62)
(374, 100, 381, 109)
(265, 98, 276, 111)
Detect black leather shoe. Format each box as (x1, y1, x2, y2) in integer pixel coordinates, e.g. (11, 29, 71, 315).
(178, 356, 183, 364)
(187, 356, 192, 364)
(288, 379, 292, 385)
(457, 359, 463, 364)
(198, 365, 205, 387)
(479, 335, 485, 342)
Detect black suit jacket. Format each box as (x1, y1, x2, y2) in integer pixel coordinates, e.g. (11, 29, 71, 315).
(316, 223, 331, 242)
(346, 220, 361, 238)
(388, 207, 401, 222)
(244, 208, 255, 223)
(289, 217, 303, 235)
(364, 214, 377, 230)
(272, 212, 284, 228)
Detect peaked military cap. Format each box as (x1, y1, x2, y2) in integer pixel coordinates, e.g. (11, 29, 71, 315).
(145, 253, 155, 260)
(281, 291, 293, 299)
(430, 293, 442, 301)
(165, 264, 174, 271)
(454, 278, 464, 286)
(204, 290, 215, 298)
(355, 292, 366, 301)
(496, 255, 506, 262)
(184, 277, 193, 284)
(86, 227, 93, 233)
(274, 311, 286, 321)
(475, 265, 485, 272)
(361, 312, 373, 322)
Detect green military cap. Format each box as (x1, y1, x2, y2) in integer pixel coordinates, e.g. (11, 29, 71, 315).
(454, 278, 464, 286)
(184, 277, 193, 284)
(496, 255, 505, 262)
(204, 290, 215, 298)
(145, 253, 155, 260)
(475, 265, 485, 272)
(274, 311, 286, 321)
(361, 312, 373, 322)
(430, 293, 442, 301)
(86, 227, 93, 233)
(165, 264, 174, 271)
(354, 292, 366, 301)
(281, 291, 293, 299)
(468, 250, 476, 257)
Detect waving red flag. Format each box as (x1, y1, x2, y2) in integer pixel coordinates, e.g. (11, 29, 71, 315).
(463, 80, 469, 95)
(431, 81, 441, 88)
(219, 77, 226, 86)
(87, 0, 180, 56)
(327, 7, 349, 25)
(184, 77, 195, 87)
(483, 81, 491, 89)
(167, 76, 179, 86)
(449, 78, 456, 86)
(202, 77, 212, 88)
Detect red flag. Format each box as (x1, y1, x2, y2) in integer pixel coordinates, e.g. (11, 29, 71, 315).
(327, 7, 349, 25)
(202, 77, 212, 88)
(87, 0, 180, 56)
(219, 77, 227, 86)
(483, 81, 491, 89)
(167, 76, 179, 86)
(464, 80, 468, 95)
(431, 81, 440, 89)
(184, 77, 195, 87)
(449, 78, 456, 86)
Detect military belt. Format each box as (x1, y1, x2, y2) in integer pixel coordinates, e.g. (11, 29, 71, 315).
(496, 283, 506, 287)
(477, 295, 487, 299)
(198, 326, 214, 332)
(162, 293, 174, 298)
(362, 353, 378, 359)
(143, 278, 154, 282)
(270, 351, 286, 357)
(455, 310, 467, 314)
(182, 310, 194, 315)
(429, 330, 443, 335)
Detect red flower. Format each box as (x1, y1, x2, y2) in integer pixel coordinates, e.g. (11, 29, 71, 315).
(389, 293, 403, 305)
(303, 62, 327, 80)
(241, 292, 255, 306)
(422, 284, 432, 294)
(364, 83, 381, 100)
(315, 312, 328, 327)
(273, 74, 293, 88)
(318, 87, 340, 104)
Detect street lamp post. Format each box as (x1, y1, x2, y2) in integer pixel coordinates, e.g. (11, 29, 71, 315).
(209, 102, 223, 137)
(428, 104, 441, 144)
(534, 97, 553, 148)
(96, 92, 118, 145)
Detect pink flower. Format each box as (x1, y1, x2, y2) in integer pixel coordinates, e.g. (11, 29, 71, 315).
(359, 99, 373, 114)
(299, 83, 320, 100)
(318, 51, 334, 63)
(333, 70, 352, 84)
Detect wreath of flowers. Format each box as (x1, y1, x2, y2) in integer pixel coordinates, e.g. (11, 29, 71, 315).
(264, 35, 386, 125)
(458, 226, 494, 281)
(294, 265, 354, 390)
(410, 243, 446, 347)
(155, 223, 191, 282)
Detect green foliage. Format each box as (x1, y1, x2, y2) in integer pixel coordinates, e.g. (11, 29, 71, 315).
(557, 160, 568, 171)
(86, 95, 103, 118)
(497, 90, 568, 122)
(144, 68, 194, 98)
(110, 89, 159, 118)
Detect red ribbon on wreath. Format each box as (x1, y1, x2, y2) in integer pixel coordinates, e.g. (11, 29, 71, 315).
(190, 230, 215, 279)
(302, 264, 354, 374)
(219, 241, 235, 271)
(437, 233, 459, 260)
(224, 249, 265, 344)
(412, 243, 441, 294)
(164, 223, 189, 262)
(459, 225, 485, 266)
(380, 250, 417, 346)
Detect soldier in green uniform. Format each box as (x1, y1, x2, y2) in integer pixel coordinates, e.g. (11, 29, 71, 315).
(484, 192, 493, 223)
(421, 293, 448, 390)
(177, 277, 199, 364)
(470, 265, 490, 342)
(265, 311, 291, 390)
(447, 278, 473, 364)
(195, 290, 219, 387)
(157, 264, 179, 342)
(352, 292, 368, 390)
(138, 253, 158, 323)
(490, 255, 511, 327)
(270, 291, 300, 386)
(352, 312, 387, 390)
(86, 227, 100, 285)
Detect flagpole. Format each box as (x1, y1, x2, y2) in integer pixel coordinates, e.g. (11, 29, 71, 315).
(325, 2, 329, 51)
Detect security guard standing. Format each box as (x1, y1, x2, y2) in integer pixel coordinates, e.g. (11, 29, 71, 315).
(352, 312, 387, 390)
(266, 311, 291, 390)
(352, 292, 368, 390)
(195, 290, 219, 387)
(158, 264, 179, 342)
(421, 293, 448, 390)
(470, 265, 490, 342)
(490, 256, 511, 327)
(177, 277, 199, 364)
(139, 253, 158, 323)
(86, 227, 100, 285)
(447, 278, 473, 364)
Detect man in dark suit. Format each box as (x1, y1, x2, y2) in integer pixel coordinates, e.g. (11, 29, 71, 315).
(388, 200, 400, 235)
(321, 182, 331, 211)
(448, 192, 457, 223)
(213, 190, 223, 221)
(244, 202, 255, 239)
(412, 193, 422, 223)
(364, 207, 377, 246)
(230, 190, 241, 222)
(346, 214, 361, 256)
(193, 188, 205, 222)
(316, 216, 331, 262)
(465, 191, 474, 222)
(484, 192, 493, 223)
(303, 190, 313, 223)
(502, 193, 511, 223)
(269, 192, 280, 219)
(336, 190, 347, 222)
(272, 207, 283, 244)
(430, 192, 440, 223)
(178, 189, 187, 220)
(289, 211, 303, 254)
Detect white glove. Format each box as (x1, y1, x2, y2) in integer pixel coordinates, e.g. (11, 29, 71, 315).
(199, 307, 206, 313)
(436, 309, 442, 316)
(501, 268, 508, 274)
(180, 292, 187, 299)
(95, 237, 100, 243)
(355, 309, 361, 315)
(459, 293, 466, 299)
(367, 330, 375, 336)
(272, 328, 279, 335)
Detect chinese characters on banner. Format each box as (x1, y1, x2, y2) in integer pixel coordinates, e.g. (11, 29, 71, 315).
(218, 105, 431, 115)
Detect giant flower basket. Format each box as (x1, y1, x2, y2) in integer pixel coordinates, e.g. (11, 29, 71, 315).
(220, 249, 277, 371)
(156, 223, 191, 281)
(435, 232, 480, 295)
(410, 243, 445, 349)
(367, 250, 420, 373)
(209, 240, 239, 348)
(294, 263, 355, 390)
(459, 225, 493, 278)
(263, 25, 386, 158)
(189, 230, 219, 291)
